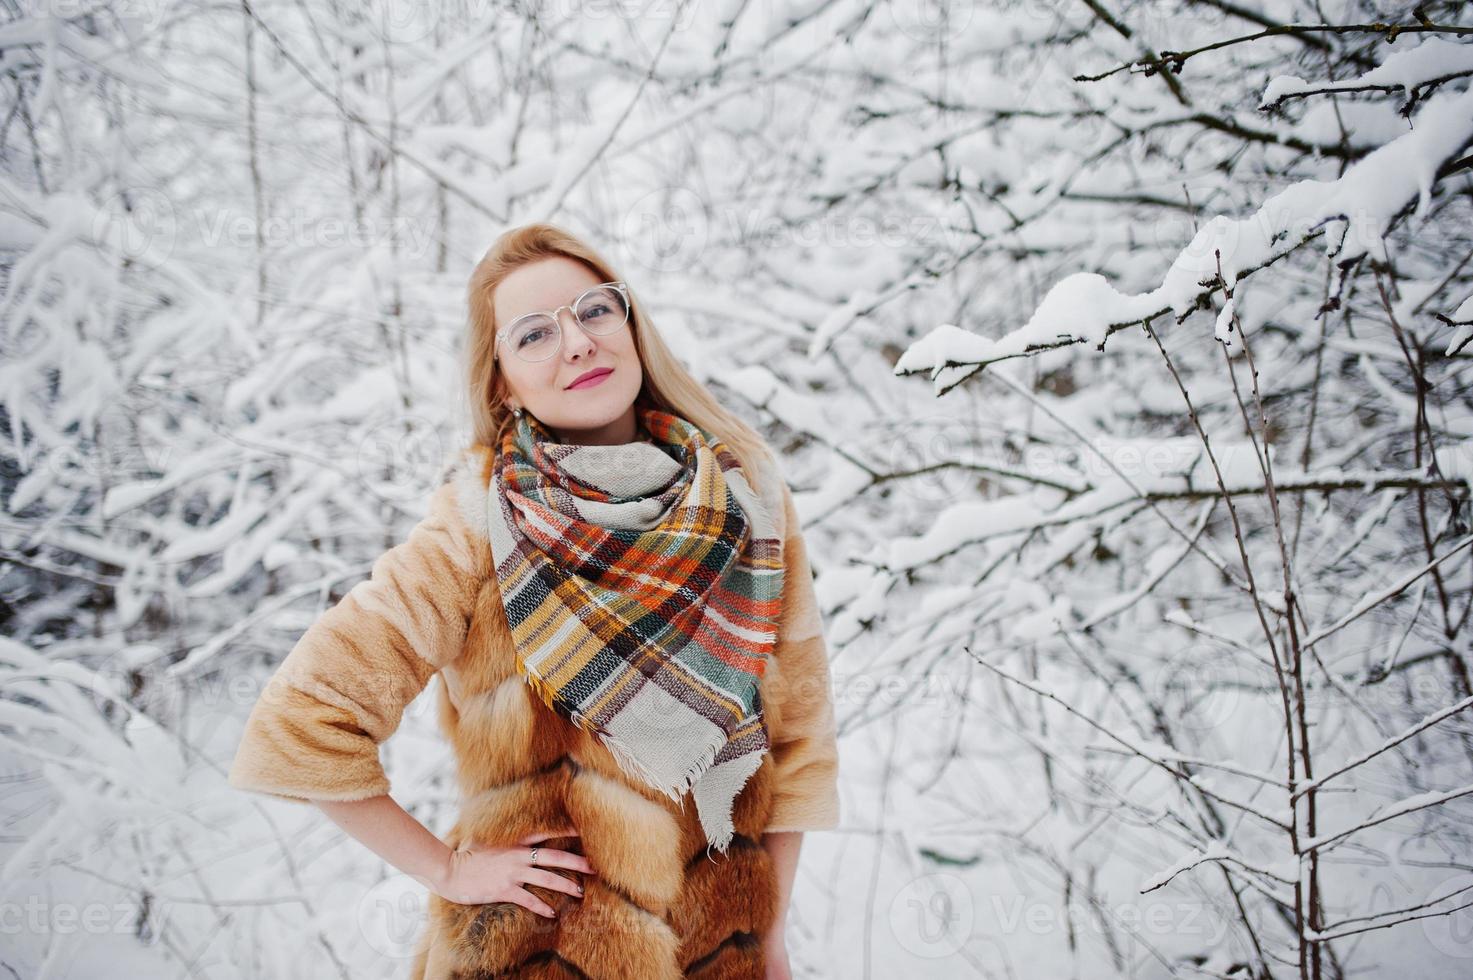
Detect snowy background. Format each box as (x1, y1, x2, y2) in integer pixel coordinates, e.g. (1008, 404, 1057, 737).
(4, 0, 1473, 977)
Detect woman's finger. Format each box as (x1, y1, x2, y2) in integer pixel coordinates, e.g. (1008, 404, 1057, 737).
(507, 885, 557, 918)
(522, 867, 585, 898)
(526, 846, 597, 875)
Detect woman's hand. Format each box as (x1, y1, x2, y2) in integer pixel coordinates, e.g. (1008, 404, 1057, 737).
(431, 826, 596, 917)
(763, 922, 792, 980)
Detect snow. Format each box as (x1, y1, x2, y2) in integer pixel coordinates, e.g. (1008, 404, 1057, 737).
(7, 4, 1473, 979)
(1263, 37, 1473, 107)
(897, 86, 1473, 392)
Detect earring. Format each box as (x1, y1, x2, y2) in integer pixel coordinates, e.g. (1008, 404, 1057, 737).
(512, 406, 524, 418)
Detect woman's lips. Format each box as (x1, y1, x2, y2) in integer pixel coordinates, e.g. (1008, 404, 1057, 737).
(567, 368, 613, 390)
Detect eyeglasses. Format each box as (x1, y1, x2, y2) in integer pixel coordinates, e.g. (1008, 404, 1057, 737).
(494, 281, 632, 363)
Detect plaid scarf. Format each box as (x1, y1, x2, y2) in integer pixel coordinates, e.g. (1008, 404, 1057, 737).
(485, 405, 783, 854)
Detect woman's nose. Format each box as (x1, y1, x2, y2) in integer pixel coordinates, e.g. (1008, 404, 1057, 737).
(557, 309, 596, 357)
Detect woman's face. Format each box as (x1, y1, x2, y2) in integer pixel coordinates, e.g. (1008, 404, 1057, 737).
(493, 256, 645, 446)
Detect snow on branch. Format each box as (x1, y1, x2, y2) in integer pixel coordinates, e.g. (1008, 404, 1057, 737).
(969, 648, 1292, 831)
(1299, 783, 1473, 855)
(1299, 534, 1473, 652)
(1260, 37, 1473, 112)
(1289, 694, 1473, 802)
(1138, 840, 1297, 896)
(893, 86, 1473, 396)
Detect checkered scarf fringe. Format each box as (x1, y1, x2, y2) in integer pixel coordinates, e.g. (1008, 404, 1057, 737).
(485, 406, 784, 853)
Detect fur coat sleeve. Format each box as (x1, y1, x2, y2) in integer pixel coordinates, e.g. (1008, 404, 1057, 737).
(227, 459, 843, 833)
(225, 479, 488, 804)
(761, 478, 842, 832)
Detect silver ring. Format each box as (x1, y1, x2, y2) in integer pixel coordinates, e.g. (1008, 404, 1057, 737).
(529, 845, 539, 867)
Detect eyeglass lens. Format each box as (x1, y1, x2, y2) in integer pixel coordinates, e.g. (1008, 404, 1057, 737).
(504, 285, 629, 362)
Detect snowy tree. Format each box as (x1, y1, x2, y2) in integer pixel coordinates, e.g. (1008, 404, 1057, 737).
(1, 0, 1470, 977)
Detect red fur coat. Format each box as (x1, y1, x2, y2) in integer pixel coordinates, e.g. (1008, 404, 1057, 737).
(228, 443, 842, 978)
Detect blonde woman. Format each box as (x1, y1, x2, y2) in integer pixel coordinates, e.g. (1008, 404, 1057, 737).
(228, 223, 842, 979)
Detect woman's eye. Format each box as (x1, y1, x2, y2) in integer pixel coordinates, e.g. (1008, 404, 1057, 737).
(518, 328, 546, 347)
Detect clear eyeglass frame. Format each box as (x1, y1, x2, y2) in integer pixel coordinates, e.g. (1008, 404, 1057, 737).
(494, 281, 633, 363)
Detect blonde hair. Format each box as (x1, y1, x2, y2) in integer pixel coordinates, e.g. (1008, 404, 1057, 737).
(464, 223, 777, 493)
